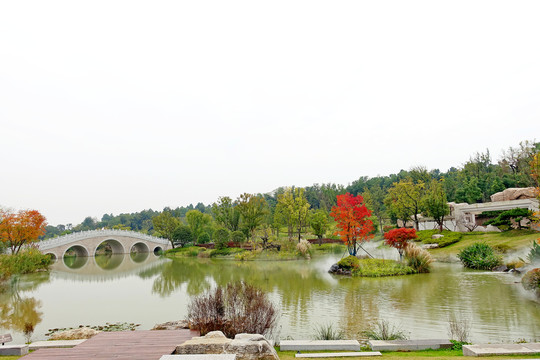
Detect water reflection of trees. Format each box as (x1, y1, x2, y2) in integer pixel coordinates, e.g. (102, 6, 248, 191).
(142, 258, 540, 341)
(147, 258, 334, 327)
(0, 273, 49, 334)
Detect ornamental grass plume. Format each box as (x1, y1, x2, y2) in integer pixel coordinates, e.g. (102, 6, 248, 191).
(404, 243, 433, 273)
(296, 239, 312, 259)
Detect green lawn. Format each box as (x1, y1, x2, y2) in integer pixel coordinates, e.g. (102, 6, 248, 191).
(277, 349, 540, 360)
(428, 230, 539, 260)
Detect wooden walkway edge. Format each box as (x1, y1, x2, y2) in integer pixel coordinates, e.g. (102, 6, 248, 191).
(21, 329, 199, 360)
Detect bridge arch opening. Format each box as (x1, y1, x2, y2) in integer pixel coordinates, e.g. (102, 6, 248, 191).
(45, 253, 57, 262)
(95, 239, 125, 256)
(64, 245, 89, 258)
(63, 245, 90, 269)
(130, 242, 150, 254)
(130, 242, 150, 263)
(153, 246, 163, 255)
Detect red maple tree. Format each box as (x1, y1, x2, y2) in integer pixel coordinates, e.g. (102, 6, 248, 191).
(330, 193, 373, 256)
(0, 209, 47, 254)
(383, 227, 417, 259)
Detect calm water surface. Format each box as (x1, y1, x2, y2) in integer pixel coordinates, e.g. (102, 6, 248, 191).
(1, 251, 539, 344)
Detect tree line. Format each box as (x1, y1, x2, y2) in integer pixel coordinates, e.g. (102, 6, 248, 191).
(41, 140, 540, 243)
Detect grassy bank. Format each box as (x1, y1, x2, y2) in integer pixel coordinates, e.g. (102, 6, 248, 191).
(0, 249, 51, 283)
(427, 230, 539, 261)
(3, 348, 540, 360)
(165, 243, 347, 261)
(276, 348, 540, 360)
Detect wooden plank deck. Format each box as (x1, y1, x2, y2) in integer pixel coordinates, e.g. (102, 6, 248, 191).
(21, 329, 199, 360)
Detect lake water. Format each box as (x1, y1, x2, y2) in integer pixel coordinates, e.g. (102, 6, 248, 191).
(1, 250, 539, 344)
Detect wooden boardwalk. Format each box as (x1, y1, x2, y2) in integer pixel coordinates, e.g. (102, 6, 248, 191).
(21, 329, 199, 360)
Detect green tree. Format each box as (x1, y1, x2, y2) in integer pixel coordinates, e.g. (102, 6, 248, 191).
(422, 179, 450, 232)
(172, 225, 193, 248)
(231, 230, 246, 244)
(455, 177, 482, 204)
(236, 193, 268, 240)
(385, 180, 425, 230)
(213, 228, 230, 250)
(256, 224, 274, 249)
(363, 187, 386, 235)
(276, 187, 311, 242)
(490, 177, 505, 196)
(309, 209, 329, 244)
(152, 212, 181, 248)
(186, 210, 213, 243)
(212, 196, 240, 231)
(198, 232, 211, 244)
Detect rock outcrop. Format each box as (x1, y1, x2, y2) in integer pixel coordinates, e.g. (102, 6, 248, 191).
(49, 327, 100, 340)
(152, 320, 190, 330)
(328, 263, 352, 275)
(175, 331, 278, 360)
(490, 187, 537, 202)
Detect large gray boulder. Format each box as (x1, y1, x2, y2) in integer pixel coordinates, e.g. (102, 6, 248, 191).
(175, 331, 278, 360)
(485, 225, 502, 232)
(490, 187, 537, 202)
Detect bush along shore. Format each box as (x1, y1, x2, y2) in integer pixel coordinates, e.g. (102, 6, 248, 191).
(164, 240, 346, 261)
(0, 248, 52, 285)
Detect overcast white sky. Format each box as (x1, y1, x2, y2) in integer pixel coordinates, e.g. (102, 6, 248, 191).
(1, 0, 539, 226)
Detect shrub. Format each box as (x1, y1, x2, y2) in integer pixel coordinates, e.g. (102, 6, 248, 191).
(364, 320, 408, 340)
(187, 281, 278, 337)
(457, 243, 503, 270)
(484, 208, 534, 230)
(0, 248, 51, 281)
(231, 231, 246, 244)
(296, 239, 312, 259)
(447, 313, 471, 343)
(213, 228, 230, 250)
(313, 323, 344, 340)
(197, 250, 210, 258)
(209, 248, 245, 257)
(522, 268, 540, 291)
(384, 228, 417, 259)
(337, 255, 360, 270)
(404, 243, 433, 273)
(198, 232, 211, 244)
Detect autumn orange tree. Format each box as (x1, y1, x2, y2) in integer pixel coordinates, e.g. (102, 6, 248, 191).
(0, 209, 47, 254)
(330, 193, 373, 256)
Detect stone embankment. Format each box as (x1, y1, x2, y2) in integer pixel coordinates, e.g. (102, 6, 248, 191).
(175, 331, 279, 360)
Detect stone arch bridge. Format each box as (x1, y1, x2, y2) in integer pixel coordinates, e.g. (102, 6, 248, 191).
(38, 229, 171, 259)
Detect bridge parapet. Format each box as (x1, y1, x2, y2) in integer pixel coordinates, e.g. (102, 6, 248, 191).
(39, 229, 169, 251)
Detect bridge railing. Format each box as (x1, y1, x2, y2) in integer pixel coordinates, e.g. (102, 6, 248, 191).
(38, 229, 169, 251)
